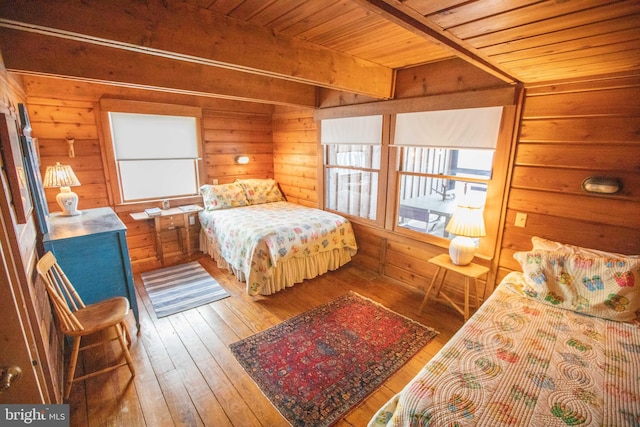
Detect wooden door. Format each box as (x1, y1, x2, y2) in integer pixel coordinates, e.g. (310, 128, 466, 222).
(0, 115, 50, 403)
(0, 244, 44, 403)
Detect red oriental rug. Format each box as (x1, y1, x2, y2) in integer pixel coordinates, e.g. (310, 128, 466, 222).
(229, 291, 439, 426)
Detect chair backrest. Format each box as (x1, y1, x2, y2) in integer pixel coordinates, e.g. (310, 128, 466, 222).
(36, 251, 85, 333)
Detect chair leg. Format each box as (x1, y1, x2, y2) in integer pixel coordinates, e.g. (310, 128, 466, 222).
(115, 324, 136, 377)
(65, 336, 82, 399)
(121, 321, 132, 348)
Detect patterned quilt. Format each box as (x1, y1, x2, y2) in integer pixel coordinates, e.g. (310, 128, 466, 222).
(370, 272, 640, 426)
(199, 201, 358, 296)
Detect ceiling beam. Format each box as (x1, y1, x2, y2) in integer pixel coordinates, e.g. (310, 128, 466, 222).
(355, 0, 518, 84)
(0, 0, 395, 99)
(21, 75, 275, 115)
(0, 28, 317, 107)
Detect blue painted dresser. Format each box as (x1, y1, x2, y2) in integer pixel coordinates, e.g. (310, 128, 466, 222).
(42, 207, 140, 330)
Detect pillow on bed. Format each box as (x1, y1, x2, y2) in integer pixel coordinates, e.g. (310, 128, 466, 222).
(199, 183, 249, 210)
(236, 178, 285, 205)
(531, 236, 638, 259)
(513, 249, 640, 322)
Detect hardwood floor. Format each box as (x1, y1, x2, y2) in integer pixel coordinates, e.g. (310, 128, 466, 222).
(66, 255, 465, 426)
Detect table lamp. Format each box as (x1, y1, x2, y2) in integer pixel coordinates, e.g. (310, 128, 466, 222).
(43, 162, 82, 216)
(445, 205, 486, 265)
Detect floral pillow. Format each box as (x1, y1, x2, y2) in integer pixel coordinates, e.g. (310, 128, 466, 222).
(531, 236, 638, 259)
(199, 183, 249, 211)
(513, 249, 640, 322)
(236, 178, 285, 205)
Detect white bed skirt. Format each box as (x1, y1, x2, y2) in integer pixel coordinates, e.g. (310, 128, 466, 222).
(199, 229, 354, 295)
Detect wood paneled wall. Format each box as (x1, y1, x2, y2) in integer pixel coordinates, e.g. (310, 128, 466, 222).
(274, 68, 640, 304)
(497, 75, 640, 280)
(202, 110, 273, 184)
(272, 108, 319, 207)
(273, 60, 511, 301)
(23, 76, 277, 272)
(21, 67, 640, 297)
(28, 99, 109, 213)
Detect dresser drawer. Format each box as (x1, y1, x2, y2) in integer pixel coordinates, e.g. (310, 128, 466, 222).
(158, 215, 183, 230)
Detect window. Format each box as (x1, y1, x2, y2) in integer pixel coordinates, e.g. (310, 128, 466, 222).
(397, 147, 492, 237)
(101, 100, 202, 204)
(321, 116, 383, 221)
(393, 107, 503, 240)
(320, 104, 511, 257)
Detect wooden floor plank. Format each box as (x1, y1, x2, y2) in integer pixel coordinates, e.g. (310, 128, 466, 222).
(128, 326, 176, 427)
(67, 254, 465, 426)
(136, 278, 205, 426)
(168, 312, 248, 427)
(184, 308, 287, 426)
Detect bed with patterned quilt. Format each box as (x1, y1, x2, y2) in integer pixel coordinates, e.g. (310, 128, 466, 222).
(370, 237, 640, 426)
(198, 179, 358, 296)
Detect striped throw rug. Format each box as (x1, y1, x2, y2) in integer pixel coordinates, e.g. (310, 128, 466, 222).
(141, 261, 229, 318)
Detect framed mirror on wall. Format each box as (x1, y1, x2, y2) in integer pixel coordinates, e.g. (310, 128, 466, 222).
(18, 104, 49, 235)
(0, 112, 32, 224)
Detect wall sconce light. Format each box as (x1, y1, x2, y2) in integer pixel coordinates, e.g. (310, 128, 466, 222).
(235, 155, 250, 165)
(582, 176, 622, 195)
(65, 136, 75, 158)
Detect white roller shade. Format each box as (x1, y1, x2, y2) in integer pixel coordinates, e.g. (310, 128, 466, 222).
(119, 159, 198, 200)
(321, 115, 383, 144)
(394, 107, 503, 149)
(110, 112, 198, 159)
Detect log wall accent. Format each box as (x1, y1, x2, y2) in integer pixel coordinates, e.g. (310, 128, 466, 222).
(497, 75, 640, 281)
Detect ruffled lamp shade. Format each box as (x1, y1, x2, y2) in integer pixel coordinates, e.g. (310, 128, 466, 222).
(445, 205, 486, 265)
(43, 162, 82, 216)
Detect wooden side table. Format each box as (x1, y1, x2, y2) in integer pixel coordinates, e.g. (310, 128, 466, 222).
(420, 253, 490, 321)
(130, 206, 203, 265)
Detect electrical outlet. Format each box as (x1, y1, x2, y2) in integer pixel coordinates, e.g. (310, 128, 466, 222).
(189, 216, 195, 226)
(212, 178, 219, 185)
(515, 212, 527, 228)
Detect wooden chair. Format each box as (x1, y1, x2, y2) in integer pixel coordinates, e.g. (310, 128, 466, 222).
(36, 251, 136, 399)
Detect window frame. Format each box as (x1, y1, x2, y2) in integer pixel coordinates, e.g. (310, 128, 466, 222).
(100, 99, 204, 205)
(320, 115, 390, 229)
(389, 107, 514, 259)
(393, 146, 493, 237)
(391, 148, 494, 244)
(323, 145, 381, 222)
(317, 93, 518, 261)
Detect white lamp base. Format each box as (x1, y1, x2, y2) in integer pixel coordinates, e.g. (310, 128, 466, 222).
(449, 236, 477, 266)
(56, 186, 81, 216)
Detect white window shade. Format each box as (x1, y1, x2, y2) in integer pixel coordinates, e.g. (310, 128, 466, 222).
(321, 115, 383, 144)
(110, 113, 198, 159)
(109, 110, 200, 202)
(119, 160, 198, 200)
(394, 107, 503, 149)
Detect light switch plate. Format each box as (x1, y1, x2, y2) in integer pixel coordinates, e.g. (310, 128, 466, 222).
(515, 212, 527, 228)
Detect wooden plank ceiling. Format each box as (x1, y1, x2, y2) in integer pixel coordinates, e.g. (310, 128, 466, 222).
(1, 0, 639, 107)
